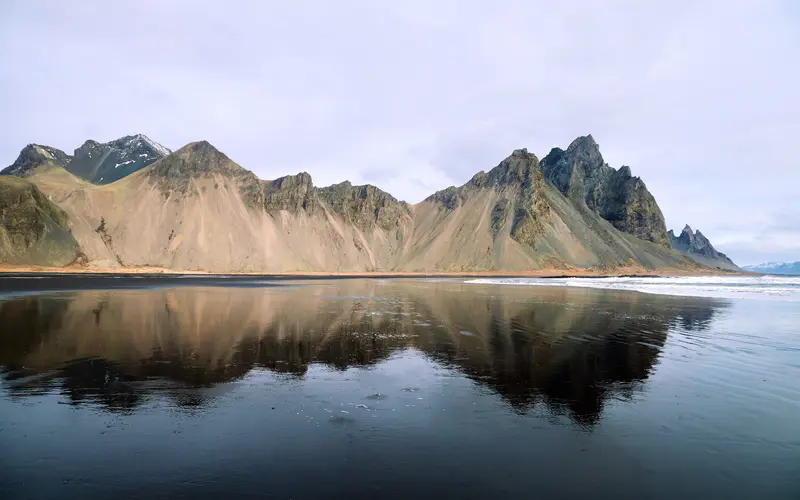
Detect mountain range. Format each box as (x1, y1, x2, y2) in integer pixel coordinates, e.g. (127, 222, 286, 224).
(0, 134, 740, 273)
(742, 261, 800, 275)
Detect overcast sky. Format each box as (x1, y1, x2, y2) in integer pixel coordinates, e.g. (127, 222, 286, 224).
(1, 1, 798, 265)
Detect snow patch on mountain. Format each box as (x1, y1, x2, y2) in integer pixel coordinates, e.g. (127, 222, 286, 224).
(138, 134, 171, 157)
(742, 261, 800, 275)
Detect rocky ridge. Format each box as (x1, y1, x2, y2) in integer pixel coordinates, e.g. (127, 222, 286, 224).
(540, 135, 669, 246)
(0, 133, 730, 271)
(1, 145, 72, 177)
(68, 134, 171, 184)
(668, 225, 739, 271)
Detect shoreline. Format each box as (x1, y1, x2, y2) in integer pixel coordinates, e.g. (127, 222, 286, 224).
(0, 264, 750, 279)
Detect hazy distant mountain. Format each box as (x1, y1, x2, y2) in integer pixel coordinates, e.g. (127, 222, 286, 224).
(742, 261, 800, 275)
(1, 134, 710, 271)
(668, 225, 739, 271)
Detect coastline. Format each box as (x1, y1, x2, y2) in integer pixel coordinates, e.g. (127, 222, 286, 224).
(0, 263, 749, 278)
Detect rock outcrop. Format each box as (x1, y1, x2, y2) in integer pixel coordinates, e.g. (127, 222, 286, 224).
(316, 181, 411, 232)
(668, 225, 739, 271)
(2, 134, 170, 186)
(411, 147, 691, 271)
(540, 135, 669, 246)
(0, 176, 83, 266)
(67, 134, 170, 184)
(1, 133, 717, 272)
(1, 144, 71, 177)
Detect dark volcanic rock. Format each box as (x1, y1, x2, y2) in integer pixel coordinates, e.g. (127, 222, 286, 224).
(149, 141, 257, 194)
(668, 225, 738, 270)
(0, 176, 82, 266)
(541, 135, 669, 246)
(317, 181, 411, 232)
(2, 144, 72, 177)
(261, 173, 316, 213)
(68, 134, 170, 184)
(426, 148, 550, 247)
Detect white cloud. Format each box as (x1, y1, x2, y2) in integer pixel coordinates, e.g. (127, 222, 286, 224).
(0, 0, 797, 264)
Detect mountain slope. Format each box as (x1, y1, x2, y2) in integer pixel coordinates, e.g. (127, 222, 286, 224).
(66, 134, 170, 184)
(404, 148, 691, 271)
(742, 261, 800, 275)
(0, 176, 83, 266)
(541, 135, 668, 246)
(668, 225, 739, 271)
(1, 144, 72, 177)
(25, 142, 415, 271)
(7, 134, 708, 272)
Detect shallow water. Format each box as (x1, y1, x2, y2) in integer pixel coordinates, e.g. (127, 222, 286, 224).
(0, 278, 798, 499)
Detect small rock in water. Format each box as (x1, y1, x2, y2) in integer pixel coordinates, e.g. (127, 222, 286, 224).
(365, 393, 387, 400)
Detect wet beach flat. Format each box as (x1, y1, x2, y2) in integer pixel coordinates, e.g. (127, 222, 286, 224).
(0, 277, 798, 499)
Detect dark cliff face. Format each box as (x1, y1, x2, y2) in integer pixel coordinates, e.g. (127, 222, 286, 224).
(316, 181, 411, 232)
(425, 148, 550, 247)
(1, 145, 72, 177)
(541, 135, 669, 246)
(260, 172, 316, 213)
(68, 134, 170, 184)
(668, 225, 738, 270)
(0, 176, 82, 266)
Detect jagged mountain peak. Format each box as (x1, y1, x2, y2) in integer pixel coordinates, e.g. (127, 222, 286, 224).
(78, 139, 101, 149)
(316, 179, 411, 231)
(564, 134, 603, 167)
(172, 140, 228, 162)
(176, 139, 216, 153)
(1, 133, 720, 272)
(1, 144, 72, 177)
(668, 225, 738, 270)
(149, 140, 253, 190)
(468, 148, 541, 189)
(425, 148, 542, 210)
(540, 135, 668, 246)
(68, 133, 171, 184)
(267, 171, 313, 190)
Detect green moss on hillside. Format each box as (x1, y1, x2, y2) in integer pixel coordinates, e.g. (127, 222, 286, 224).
(0, 176, 82, 266)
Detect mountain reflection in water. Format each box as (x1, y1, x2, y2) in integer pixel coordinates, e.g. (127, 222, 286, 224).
(0, 279, 726, 425)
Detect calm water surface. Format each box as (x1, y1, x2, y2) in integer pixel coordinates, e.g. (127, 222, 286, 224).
(0, 278, 798, 499)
